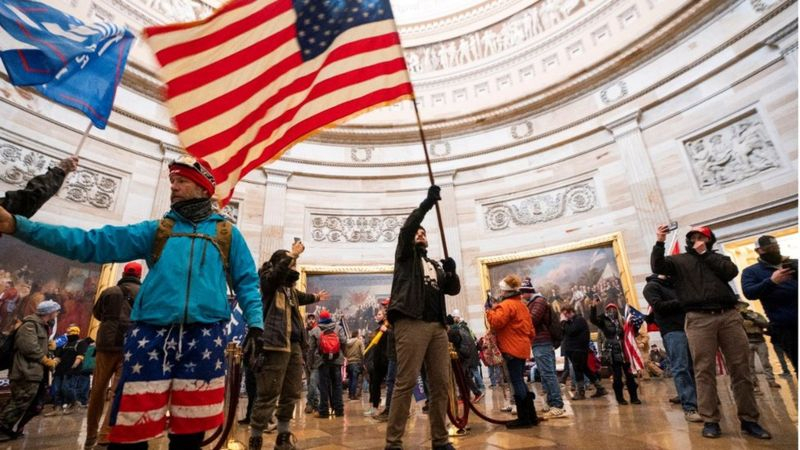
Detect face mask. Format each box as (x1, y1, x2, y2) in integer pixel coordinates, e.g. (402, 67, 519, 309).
(47, 319, 55, 328)
(761, 251, 782, 265)
(285, 269, 300, 286)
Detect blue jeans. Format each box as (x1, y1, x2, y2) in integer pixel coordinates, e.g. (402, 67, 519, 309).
(663, 331, 697, 411)
(533, 343, 563, 408)
(504, 356, 529, 402)
(488, 365, 502, 386)
(346, 363, 362, 398)
(318, 363, 344, 415)
(385, 360, 397, 410)
(71, 374, 90, 405)
(307, 368, 320, 409)
(471, 364, 485, 392)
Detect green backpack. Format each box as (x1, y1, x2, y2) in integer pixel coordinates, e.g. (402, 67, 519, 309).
(81, 343, 96, 374)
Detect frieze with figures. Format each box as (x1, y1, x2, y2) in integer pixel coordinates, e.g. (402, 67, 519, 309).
(0, 142, 121, 210)
(683, 112, 781, 193)
(484, 182, 597, 231)
(311, 214, 408, 243)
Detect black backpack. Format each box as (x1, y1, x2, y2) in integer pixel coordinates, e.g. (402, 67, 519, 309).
(0, 319, 36, 371)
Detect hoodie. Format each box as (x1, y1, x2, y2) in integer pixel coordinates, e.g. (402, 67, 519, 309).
(642, 274, 685, 335)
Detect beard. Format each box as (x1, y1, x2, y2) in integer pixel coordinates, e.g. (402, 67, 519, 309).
(761, 251, 783, 265)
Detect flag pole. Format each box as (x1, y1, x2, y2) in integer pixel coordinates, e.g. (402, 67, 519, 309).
(411, 98, 449, 258)
(667, 229, 680, 254)
(74, 122, 93, 156)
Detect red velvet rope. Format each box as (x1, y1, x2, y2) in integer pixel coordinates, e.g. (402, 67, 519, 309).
(447, 358, 511, 430)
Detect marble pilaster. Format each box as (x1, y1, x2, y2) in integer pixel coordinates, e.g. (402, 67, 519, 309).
(259, 168, 291, 262)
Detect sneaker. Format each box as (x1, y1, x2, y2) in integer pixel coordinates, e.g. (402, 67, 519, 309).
(540, 405, 551, 413)
(473, 392, 484, 402)
(702, 422, 721, 439)
(684, 410, 703, 423)
(274, 432, 297, 450)
(61, 405, 74, 416)
(768, 381, 780, 388)
(500, 405, 513, 412)
(373, 410, 389, 422)
(542, 407, 567, 419)
(432, 443, 456, 450)
(44, 406, 64, 417)
(363, 406, 378, 416)
(740, 421, 771, 439)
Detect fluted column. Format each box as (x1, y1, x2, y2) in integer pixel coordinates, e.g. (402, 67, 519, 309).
(259, 168, 291, 262)
(605, 112, 670, 247)
(433, 171, 467, 315)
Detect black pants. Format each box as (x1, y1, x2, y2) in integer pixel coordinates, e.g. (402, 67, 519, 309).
(611, 360, 638, 400)
(772, 325, 798, 375)
(243, 363, 256, 420)
(368, 363, 388, 408)
(565, 350, 598, 387)
(108, 432, 204, 450)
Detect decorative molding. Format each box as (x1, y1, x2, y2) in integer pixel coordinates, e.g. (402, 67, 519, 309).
(350, 147, 374, 162)
(750, 0, 780, 12)
(0, 141, 121, 210)
(599, 80, 628, 104)
(682, 111, 781, 193)
(430, 141, 452, 157)
(310, 213, 408, 243)
(510, 120, 534, 139)
(484, 181, 597, 231)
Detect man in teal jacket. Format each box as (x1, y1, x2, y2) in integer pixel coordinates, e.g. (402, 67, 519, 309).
(0, 156, 264, 450)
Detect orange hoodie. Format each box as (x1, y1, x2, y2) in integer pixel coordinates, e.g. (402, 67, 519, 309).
(485, 293, 535, 360)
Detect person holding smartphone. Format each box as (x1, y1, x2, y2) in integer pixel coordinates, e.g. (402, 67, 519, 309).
(741, 235, 797, 376)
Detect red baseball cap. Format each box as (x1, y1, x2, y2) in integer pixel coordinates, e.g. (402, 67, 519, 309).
(123, 262, 142, 278)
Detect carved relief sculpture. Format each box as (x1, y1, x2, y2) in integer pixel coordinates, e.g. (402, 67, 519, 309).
(311, 214, 407, 243)
(683, 113, 780, 192)
(484, 182, 597, 231)
(0, 142, 120, 210)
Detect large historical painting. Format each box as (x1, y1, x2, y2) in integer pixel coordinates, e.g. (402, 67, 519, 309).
(0, 237, 103, 337)
(300, 266, 393, 336)
(479, 233, 638, 321)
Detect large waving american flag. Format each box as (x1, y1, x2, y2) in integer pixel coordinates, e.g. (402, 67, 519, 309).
(144, 0, 413, 204)
(623, 304, 645, 372)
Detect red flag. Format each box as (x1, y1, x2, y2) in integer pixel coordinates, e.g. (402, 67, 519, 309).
(670, 239, 681, 255)
(623, 305, 645, 372)
(144, 0, 413, 204)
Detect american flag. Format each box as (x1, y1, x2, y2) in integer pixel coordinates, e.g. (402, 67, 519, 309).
(623, 304, 645, 372)
(144, 0, 413, 204)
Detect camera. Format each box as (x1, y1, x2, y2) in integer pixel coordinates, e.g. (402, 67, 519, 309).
(667, 221, 678, 231)
(781, 259, 798, 278)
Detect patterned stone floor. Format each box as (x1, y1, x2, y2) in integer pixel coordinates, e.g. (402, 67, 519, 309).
(1, 374, 796, 449)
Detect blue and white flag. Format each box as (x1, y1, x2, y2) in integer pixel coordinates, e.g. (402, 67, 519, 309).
(0, 0, 134, 128)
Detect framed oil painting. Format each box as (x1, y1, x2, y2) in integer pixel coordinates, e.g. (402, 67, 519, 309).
(478, 233, 638, 319)
(299, 265, 393, 336)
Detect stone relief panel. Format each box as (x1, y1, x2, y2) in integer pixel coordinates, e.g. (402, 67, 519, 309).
(750, 0, 780, 12)
(0, 142, 121, 210)
(403, 0, 596, 74)
(351, 147, 374, 162)
(599, 80, 628, 104)
(484, 182, 597, 231)
(311, 214, 407, 243)
(220, 200, 240, 224)
(134, 0, 213, 22)
(683, 112, 781, 193)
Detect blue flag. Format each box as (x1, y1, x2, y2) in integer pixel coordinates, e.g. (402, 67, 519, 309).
(0, 0, 134, 128)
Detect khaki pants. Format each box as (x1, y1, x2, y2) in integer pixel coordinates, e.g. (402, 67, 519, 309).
(685, 309, 759, 423)
(386, 319, 450, 448)
(85, 350, 123, 444)
(250, 343, 303, 433)
(748, 341, 775, 384)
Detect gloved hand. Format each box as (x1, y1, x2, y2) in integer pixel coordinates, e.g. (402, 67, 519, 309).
(441, 257, 456, 273)
(243, 327, 265, 370)
(484, 297, 494, 311)
(41, 356, 58, 369)
(426, 185, 441, 202)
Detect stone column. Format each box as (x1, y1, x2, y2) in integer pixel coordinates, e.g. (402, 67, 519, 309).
(433, 171, 467, 316)
(149, 145, 179, 218)
(604, 111, 670, 247)
(259, 168, 291, 262)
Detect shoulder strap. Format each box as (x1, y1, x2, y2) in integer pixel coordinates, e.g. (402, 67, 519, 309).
(215, 220, 233, 275)
(152, 218, 176, 265)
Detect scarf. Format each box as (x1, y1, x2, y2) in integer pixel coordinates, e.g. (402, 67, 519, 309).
(172, 198, 212, 223)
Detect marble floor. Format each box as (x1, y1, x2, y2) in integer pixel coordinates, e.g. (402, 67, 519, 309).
(1, 375, 796, 449)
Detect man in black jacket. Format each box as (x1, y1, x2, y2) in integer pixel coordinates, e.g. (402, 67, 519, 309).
(1, 156, 78, 218)
(385, 185, 460, 450)
(651, 225, 769, 440)
(643, 274, 701, 423)
(84, 262, 141, 450)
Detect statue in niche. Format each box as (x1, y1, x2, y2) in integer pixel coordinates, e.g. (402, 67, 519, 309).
(437, 44, 450, 70)
(732, 121, 777, 175)
(422, 46, 433, 72)
(469, 33, 481, 60)
(444, 42, 457, 67)
(457, 38, 472, 64)
(481, 29, 499, 57)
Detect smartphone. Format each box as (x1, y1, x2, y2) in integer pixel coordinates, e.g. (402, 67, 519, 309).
(293, 237, 301, 243)
(667, 221, 678, 231)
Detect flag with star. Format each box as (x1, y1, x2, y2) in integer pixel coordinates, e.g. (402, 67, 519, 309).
(623, 305, 645, 372)
(144, 0, 413, 204)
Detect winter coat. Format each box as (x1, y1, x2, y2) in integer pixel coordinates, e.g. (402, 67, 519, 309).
(561, 315, 590, 353)
(528, 294, 553, 345)
(259, 252, 317, 353)
(1, 166, 67, 218)
(485, 293, 534, 360)
(387, 198, 460, 325)
(741, 259, 798, 327)
(344, 337, 364, 364)
(589, 306, 625, 364)
(93, 276, 141, 352)
(10, 314, 48, 382)
(13, 211, 263, 328)
(642, 275, 685, 335)
(740, 309, 769, 343)
(650, 241, 739, 311)
(448, 323, 479, 369)
(308, 321, 347, 367)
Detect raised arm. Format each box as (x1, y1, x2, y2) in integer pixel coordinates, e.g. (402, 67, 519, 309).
(395, 185, 440, 262)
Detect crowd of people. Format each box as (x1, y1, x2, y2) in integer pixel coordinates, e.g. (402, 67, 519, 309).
(0, 152, 795, 450)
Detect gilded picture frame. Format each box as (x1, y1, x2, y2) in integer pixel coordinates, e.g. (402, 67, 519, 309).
(477, 232, 639, 312)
